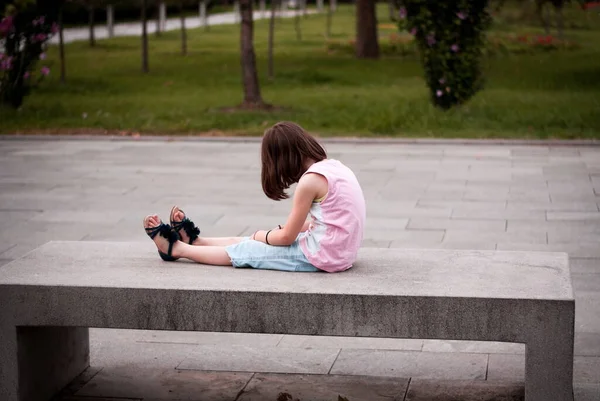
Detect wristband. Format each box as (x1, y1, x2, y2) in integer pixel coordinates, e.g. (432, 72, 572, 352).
(265, 229, 272, 245)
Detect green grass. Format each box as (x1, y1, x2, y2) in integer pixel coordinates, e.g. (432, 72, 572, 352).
(1, 3, 600, 138)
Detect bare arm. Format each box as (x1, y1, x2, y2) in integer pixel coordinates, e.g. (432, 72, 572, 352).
(254, 173, 327, 246)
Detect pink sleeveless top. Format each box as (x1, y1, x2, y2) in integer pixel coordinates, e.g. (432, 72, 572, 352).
(299, 159, 366, 272)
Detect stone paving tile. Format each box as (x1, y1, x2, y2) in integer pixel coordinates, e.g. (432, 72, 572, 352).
(576, 333, 600, 357)
(506, 201, 600, 212)
(421, 340, 524, 355)
(389, 240, 497, 251)
(497, 242, 600, 258)
(548, 211, 600, 221)
(0, 258, 12, 267)
(486, 354, 524, 381)
(90, 340, 196, 370)
(277, 335, 424, 351)
(238, 373, 409, 401)
(330, 349, 488, 380)
(366, 229, 444, 243)
(177, 345, 340, 374)
(575, 292, 600, 333)
(571, 259, 600, 274)
(75, 367, 252, 401)
(451, 209, 546, 220)
(405, 379, 523, 401)
(575, 383, 600, 401)
(573, 274, 600, 294)
(407, 218, 506, 231)
(444, 229, 546, 244)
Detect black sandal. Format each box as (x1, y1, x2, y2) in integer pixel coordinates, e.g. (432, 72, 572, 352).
(144, 218, 180, 262)
(170, 206, 200, 245)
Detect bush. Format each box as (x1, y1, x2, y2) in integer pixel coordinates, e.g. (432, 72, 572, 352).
(401, 0, 492, 109)
(0, 1, 57, 108)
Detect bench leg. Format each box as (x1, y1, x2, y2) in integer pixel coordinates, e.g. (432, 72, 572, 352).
(1, 326, 89, 401)
(525, 333, 574, 401)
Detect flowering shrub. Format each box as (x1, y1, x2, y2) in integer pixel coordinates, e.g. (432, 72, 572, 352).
(0, 1, 57, 108)
(400, 0, 492, 109)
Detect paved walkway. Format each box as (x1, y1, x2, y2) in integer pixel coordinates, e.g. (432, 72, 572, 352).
(49, 9, 316, 45)
(0, 138, 599, 400)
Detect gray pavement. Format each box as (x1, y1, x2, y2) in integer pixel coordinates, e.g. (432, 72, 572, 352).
(1, 138, 599, 400)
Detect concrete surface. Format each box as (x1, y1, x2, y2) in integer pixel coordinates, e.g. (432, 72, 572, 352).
(0, 138, 599, 400)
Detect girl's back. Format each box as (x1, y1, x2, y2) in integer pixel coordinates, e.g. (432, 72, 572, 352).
(300, 159, 366, 272)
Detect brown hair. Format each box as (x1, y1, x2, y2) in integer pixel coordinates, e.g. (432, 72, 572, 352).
(261, 121, 327, 201)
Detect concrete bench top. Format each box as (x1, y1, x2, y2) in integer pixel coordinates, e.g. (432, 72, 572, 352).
(0, 241, 572, 301)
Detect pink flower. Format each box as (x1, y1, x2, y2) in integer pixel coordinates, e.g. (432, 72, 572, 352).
(51, 22, 59, 34)
(410, 27, 417, 36)
(439, 78, 446, 84)
(399, 7, 407, 19)
(451, 44, 460, 52)
(41, 66, 50, 76)
(446, 86, 451, 93)
(39, 52, 47, 60)
(32, 16, 45, 26)
(0, 56, 13, 71)
(35, 33, 47, 42)
(427, 34, 436, 46)
(0, 52, 4, 60)
(0, 16, 13, 36)
(23, 72, 30, 79)
(436, 89, 443, 97)
(457, 11, 467, 20)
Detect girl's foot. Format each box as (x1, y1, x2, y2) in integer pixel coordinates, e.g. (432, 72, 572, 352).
(170, 206, 201, 245)
(143, 214, 182, 261)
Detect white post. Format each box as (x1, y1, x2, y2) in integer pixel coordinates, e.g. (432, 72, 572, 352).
(260, 0, 266, 18)
(281, 0, 288, 13)
(159, 2, 167, 32)
(106, 5, 114, 38)
(331, 0, 336, 12)
(200, 1, 207, 28)
(233, 1, 239, 23)
(317, 0, 323, 12)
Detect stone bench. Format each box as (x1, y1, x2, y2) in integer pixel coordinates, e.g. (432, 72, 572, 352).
(0, 241, 574, 401)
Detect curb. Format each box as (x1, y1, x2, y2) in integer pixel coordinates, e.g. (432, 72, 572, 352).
(1, 134, 600, 147)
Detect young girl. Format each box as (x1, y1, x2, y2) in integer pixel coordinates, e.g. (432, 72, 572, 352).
(143, 121, 366, 273)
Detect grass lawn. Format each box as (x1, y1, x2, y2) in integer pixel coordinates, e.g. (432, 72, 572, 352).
(1, 2, 600, 138)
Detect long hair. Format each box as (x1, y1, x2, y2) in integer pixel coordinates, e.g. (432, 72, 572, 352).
(261, 121, 327, 201)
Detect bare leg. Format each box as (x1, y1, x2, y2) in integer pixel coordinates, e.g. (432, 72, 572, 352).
(178, 243, 233, 265)
(170, 206, 247, 247)
(196, 237, 246, 246)
(144, 215, 233, 266)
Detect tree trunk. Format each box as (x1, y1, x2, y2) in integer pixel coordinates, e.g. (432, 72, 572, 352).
(141, 0, 149, 73)
(355, 0, 379, 59)
(155, 2, 161, 36)
(59, 7, 66, 83)
(268, 0, 277, 79)
(88, 5, 95, 47)
(180, 3, 187, 55)
(239, 0, 264, 106)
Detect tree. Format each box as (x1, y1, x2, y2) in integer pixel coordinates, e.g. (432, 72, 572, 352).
(355, 0, 379, 58)
(179, 2, 187, 55)
(404, 0, 492, 109)
(0, 1, 60, 108)
(239, 0, 266, 107)
(88, 3, 95, 46)
(268, 0, 277, 78)
(58, 4, 66, 83)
